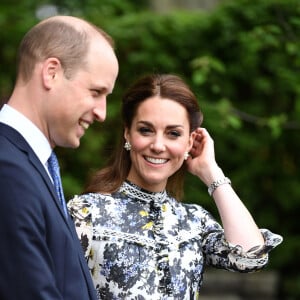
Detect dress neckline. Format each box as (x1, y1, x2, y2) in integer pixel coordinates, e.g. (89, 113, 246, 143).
(119, 180, 167, 204)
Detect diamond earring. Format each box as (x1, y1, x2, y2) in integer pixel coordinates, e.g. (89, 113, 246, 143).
(184, 151, 189, 160)
(124, 141, 131, 151)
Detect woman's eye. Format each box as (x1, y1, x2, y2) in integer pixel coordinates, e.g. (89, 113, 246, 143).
(138, 127, 152, 135)
(169, 130, 181, 138)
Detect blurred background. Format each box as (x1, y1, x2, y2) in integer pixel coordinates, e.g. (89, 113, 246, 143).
(0, 0, 299, 298)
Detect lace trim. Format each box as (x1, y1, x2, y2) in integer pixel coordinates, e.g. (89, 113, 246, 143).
(119, 180, 167, 204)
(93, 227, 158, 249)
(92, 227, 204, 250)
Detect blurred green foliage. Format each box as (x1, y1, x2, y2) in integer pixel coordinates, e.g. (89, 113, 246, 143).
(0, 0, 299, 298)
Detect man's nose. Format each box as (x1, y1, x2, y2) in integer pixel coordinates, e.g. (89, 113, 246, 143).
(93, 98, 106, 122)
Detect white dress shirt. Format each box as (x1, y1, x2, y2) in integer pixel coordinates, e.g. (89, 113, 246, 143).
(0, 104, 52, 175)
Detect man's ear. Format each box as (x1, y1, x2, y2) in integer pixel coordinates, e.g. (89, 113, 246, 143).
(41, 57, 61, 89)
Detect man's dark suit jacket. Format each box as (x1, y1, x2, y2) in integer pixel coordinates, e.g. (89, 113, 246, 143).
(0, 123, 98, 300)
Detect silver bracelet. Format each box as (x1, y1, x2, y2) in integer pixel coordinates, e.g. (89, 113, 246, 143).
(208, 177, 231, 196)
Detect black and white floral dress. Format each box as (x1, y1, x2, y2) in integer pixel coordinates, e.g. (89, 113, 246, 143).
(68, 180, 282, 300)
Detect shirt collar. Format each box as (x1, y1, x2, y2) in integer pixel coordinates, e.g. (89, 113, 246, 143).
(0, 104, 52, 166)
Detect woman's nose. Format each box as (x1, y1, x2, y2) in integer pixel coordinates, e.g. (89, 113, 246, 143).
(150, 136, 166, 153)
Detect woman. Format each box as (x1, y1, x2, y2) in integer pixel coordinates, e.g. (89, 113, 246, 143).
(68, 74, 282, 299)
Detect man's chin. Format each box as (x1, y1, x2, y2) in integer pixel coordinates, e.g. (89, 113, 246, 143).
(72, 140, 81, 149)
(64, 138, 81, 149)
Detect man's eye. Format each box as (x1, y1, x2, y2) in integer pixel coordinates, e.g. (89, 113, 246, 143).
(91, 90, 100, 96)
(91, 88, 106, 97)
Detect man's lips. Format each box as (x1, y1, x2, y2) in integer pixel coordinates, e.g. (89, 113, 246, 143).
(79, 120, 90, 130)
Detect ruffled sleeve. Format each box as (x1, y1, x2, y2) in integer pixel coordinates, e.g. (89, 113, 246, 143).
(203, 228, 283, 272)
(67, 195, 93, 259)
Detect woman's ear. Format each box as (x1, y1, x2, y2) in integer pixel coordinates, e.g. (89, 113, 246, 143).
(124, 128, 129, 141)
(188, 131, 196, 152)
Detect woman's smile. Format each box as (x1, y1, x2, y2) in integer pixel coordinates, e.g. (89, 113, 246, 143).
(144, 156, 169, 164)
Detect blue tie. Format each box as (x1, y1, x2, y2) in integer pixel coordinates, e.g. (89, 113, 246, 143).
(47, 151, 68, 217)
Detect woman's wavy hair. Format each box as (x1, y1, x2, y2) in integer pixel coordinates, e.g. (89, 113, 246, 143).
(85, 74, 203, 200)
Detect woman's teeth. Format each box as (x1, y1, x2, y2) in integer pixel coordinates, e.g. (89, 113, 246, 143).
(145, 157, 167, 164)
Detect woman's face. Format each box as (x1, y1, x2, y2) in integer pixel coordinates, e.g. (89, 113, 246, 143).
(125, 96, 193, 192)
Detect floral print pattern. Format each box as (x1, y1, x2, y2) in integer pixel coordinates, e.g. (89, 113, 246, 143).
(68, 181, 282, 300)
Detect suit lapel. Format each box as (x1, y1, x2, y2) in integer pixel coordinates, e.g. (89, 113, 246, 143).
(0, 123, 72, 229)
(26, 140, 95, 297)
(28, 151, 71, 222)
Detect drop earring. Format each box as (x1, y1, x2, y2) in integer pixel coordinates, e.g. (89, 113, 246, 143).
(124, 141, 131, 151)
(184, 151, 189, 160)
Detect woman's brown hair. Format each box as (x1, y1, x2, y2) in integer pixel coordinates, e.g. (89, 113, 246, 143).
(84, 74, 203, 200)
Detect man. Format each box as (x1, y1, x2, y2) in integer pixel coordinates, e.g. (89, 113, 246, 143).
(0, 15, 118, 299)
